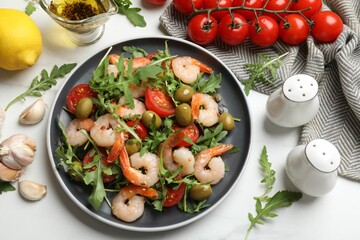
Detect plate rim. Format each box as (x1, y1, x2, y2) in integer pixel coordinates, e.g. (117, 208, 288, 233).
(46, 35, 252, 232)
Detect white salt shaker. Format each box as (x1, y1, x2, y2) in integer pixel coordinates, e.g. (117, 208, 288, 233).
(266, 74, 319, 127)
(285, 139, 341, 197)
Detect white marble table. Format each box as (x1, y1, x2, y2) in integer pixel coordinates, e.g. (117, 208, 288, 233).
(1, 1, 359, 239)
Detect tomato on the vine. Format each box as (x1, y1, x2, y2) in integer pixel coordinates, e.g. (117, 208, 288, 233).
(311, 11, 343, 43)
(173, 0, 203, 15)
(218, 13, 249, 46)
(203, 0, 233, 21)
(145, 0, 167, 4)
(279, 14, 309, 45)
(249, 15, 279, 47)
(263, 0, 292, 22)
(145, 87, 176, 117)
(66, 83, 97, 114)
(187, 14, 218, 46)
(290, 0, 322, 18)
(233, 0, 264, 21)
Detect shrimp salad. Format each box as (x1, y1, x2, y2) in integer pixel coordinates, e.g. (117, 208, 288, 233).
(55, 43, 238, 223)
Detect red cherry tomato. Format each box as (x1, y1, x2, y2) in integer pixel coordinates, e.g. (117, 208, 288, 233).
(249, 15, 279, 47)
(233, 0, 264, 21)
(263, 0, 292, 22)
(279, 14, 309, 45)
(173, 0, 203, 15)
(145, 0, 167, 4)
(311, 11, 343, 43)
(203, 0, 233, 21)
(187, 14, 218, 46)
(66, 83, 97, 113)
(163, 178, 186, 207)
(290, 0, 322, 18)
(173, 123, 200, 147)
(83, 148, 116, 183)
(126, 120, 148, 140)
(218, 13, 249, 46)
(145, 87, 176, 118)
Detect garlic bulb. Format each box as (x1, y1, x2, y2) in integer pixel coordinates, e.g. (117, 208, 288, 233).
(0, 134, 37, 170)
(0, 162, 23, 182)
(19, 180, 47, 201)
(19, 97, 46, 125)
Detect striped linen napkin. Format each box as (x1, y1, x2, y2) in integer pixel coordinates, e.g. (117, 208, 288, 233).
(159, 0, 360, 181)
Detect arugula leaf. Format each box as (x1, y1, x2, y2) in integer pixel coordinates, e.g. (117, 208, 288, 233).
(25, 1, 36, 15)
(194, 73, 222, 94)
(0, 182, 16, 194)
(5, 63, 77, 111)
(114, 0, 146, 27)
(245, 146, 302, 240)
(241, 52, 288, 96)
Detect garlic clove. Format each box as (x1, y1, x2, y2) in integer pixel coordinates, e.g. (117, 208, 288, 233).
(0, 162, 23, 182)
(19, 97, 46, 125)
(18, 180, 47, 201)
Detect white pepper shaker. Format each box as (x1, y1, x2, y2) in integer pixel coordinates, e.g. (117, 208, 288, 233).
(266, 74, 319, 127)
(285, 139, 341, 197)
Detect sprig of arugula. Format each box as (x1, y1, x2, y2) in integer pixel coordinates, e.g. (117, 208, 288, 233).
(245, 146, 302, 240)
(5, 63, 77, 111)
(0, 182, 16, 194)
(241, 52, 288, 96)
(114, 0, 146, 27)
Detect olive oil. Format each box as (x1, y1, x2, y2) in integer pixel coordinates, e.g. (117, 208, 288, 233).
(49, 0, 106, 21)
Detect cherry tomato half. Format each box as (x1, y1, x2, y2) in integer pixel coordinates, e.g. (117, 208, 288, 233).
(218, 13, 249, 46)
(187, 14, 218, 46)
(173, 122, 200, 147)
(311, 11, 343, 43)
(263, 0, 292, 22)
(145, 0, 167, 5)
(279, 14, 309, 45)
(126, 120, 148, 140)
(249, 15, 279, 47)
(66, 83, 97, 114)
(145, 87, 176, 118)
(83, 148, 116, 183)
(173, 0, 203, 15)
(163, 179, 186, 207)
(290, 0, 322, 18)
(203, 0, 233, 21)
(233, 0, 264, 21)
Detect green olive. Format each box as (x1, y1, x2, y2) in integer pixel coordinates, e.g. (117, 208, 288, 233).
(175, 103, 193, 126)
(125, 140, 141, 156)
(189, 184, 212, 201)
(141, 110, 162, 129)
(75, 97, 93, 119)
(67, 161, 83, 182)
(219, 112, 235, 131)
(174, 85, 195, 103)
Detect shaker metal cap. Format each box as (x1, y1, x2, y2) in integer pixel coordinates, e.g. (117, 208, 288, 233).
(283, 74, 318, 102)
(305, 139, 341, 173)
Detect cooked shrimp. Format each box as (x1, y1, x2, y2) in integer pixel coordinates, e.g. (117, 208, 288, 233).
(191, 93, 219, 127)
(107, 64, 118, 78)
(119, 149, 160, 187)
(129, 83, 146, 98)
(65, 118, 94, 146)
(160, 131, 186, 172)
(112, 184, 158, 222)
(90, 114, 119, 147)
(116, 97, 146, 118)
(172, 56, 213, 84)
(194, 144, 233, 185)
(173, 147, 195, 176)
(106, 131, 127, 164)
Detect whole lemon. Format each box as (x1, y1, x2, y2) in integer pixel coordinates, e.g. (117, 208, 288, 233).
(0, 8, 43, 71)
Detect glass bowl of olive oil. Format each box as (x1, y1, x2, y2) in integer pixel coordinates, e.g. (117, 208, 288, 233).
(39, 0, 118, 45)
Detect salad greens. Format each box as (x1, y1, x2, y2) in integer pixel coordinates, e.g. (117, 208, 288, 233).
(245, 146, 302, 240)
(55, 42, 233, 214)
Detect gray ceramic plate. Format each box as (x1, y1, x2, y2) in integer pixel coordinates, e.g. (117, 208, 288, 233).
(47, 36, 251, 232)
